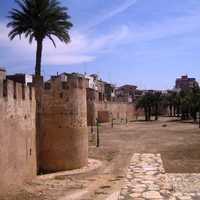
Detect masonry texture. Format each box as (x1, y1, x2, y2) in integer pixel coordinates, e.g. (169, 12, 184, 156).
(39, 75, 88, 173)
(96, 102, 135, 123)
(87, 89, 136, 125)
(119, 154, 174, 200)
(0, 69, 36, 195)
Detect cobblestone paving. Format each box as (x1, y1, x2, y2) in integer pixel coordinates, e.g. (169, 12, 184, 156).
(119, 153, 174, 200)
(118, 154, 200, 200)
(169, 174, 200, 200)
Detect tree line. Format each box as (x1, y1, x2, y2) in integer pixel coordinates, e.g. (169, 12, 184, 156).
(136, 86, 200, 122)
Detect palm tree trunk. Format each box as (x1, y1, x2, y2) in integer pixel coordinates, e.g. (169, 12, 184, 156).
(193, 111, 197, 122)
(173, 105, 176, 117)
(148, 106, 151, 121)
(198, 109, 200, 128)
(144, 107, 148, 121)
(169, 104, 172, 117)
(34, 38, 43, 173)
(155, 104, 158, 120)
(177, 105, 180, 118)
(35, 38, 43, 77)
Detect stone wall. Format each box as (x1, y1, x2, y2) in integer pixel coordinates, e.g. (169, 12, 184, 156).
(87, 100, 136, 125)
(39, 75, 88, 173)
(0, 69, 36, 195)
(97, 102, 136, 122)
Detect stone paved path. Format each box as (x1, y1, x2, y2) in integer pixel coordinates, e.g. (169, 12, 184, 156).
(119, 153, 174, 200)
(169, 174, 200, 200)
(118, 154, 200, 200)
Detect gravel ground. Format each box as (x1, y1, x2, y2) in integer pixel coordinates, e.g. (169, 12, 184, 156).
(2, 117, 200, 200)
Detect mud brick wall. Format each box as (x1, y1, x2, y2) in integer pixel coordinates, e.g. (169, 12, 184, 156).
(97, 111, 110, 123)
(87, 100, 136, 125)
(96, 102, 136, 123)
(39, 75, 88, 173)
(0, 69, 36, 195)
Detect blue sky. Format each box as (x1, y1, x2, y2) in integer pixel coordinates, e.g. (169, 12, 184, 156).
(1, 0, 200, 89)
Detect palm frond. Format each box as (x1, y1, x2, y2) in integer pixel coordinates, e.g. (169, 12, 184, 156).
(7, 0, 73, 45)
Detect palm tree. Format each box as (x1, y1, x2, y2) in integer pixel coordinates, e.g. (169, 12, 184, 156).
(190, 86, 200, 122)
(153, 92, 162, 120)
(179, 89, 192, 120)
(136, 95, 148, 121)
(7, 0, 73, 77)
(165, 92, 180, 117)
(165, 93, 173, 117)
(136, 92, 155, 121)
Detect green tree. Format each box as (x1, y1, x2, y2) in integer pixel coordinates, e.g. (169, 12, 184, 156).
(165, 92, 181, 118)
(165, 93, 174, 117)
(188, 86, 200, 122)
(152, 92, 162, 120)
(136, 92, 155, 121)
(136, 94, 148, 121)
(179, 89, 192, 120)
(7, 0, 73, 77)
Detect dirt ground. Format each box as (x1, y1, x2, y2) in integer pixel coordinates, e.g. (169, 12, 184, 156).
(2, 117, 200, 200)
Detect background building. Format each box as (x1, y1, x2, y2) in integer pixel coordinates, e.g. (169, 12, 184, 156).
(175, 75, 198, 90)
(7, 73, 33, 85)
(115, 85, 137, 103)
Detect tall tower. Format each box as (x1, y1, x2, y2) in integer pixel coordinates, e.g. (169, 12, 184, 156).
(39, 74, 88, 173)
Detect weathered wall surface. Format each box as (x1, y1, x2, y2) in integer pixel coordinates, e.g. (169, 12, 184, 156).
(97, 111, 110, 123)
(87, 100, 136, 125)
(0, 70, 36, 195)
(96, 102, 136, 122)
(39, 76, 88, 173)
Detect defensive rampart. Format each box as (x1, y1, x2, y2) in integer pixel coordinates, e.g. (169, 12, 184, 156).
(0, 69, 36, 194)
(38, 75, 88, 173)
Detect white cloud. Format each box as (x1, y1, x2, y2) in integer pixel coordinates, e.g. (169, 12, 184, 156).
(1, 8, 200, 68)
(0, 22, 35, 50)
(84, 0, 137, 30)
(44, 55, 95, 65)
(42, 25, 130, 65)
(122, 12, 200, 44)
(0, 22, 129, 66)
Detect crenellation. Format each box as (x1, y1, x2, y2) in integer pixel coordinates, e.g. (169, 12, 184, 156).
(62, 81, 69, 90)
(44, 82, 51, 90)
(22, 84, 26, 100)
(0, 67, 6, 80)
(0, 69, 137, 195)
(0, 70, 36, 195)
(3, 79, 7, 97)
(0, 77, 34, 101)
(66, 75, 88, 89)
(6, 79, 14, 99)
(43, 76, 88, 93)
(14, 81, 17, 99)
(38, 73, 88, 173)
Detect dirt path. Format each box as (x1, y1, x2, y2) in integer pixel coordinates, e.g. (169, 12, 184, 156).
(2, 117, 200, 200)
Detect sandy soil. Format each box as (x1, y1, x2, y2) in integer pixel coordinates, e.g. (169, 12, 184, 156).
(1, 117, 200, 200)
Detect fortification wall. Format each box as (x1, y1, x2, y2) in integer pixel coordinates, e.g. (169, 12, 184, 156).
(0, 70, 36, 195)
(39, 75, 88, 173)
(87, 100, 136, 125)
(96, 102, 136, 121)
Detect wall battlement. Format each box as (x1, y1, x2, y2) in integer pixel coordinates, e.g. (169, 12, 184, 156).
(0, 69, 34, 101)
(86, 87, 137, 125)
(39, 74, 88, 173)
(0, 79, 34, 101)
(0, 69, 36, 195)
(43, 75, 88, 92)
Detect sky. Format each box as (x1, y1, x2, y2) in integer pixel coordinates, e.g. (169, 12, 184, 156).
(1, 0, 200, 89)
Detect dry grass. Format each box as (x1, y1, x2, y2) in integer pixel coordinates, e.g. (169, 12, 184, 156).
(2, 117, 200, 200)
